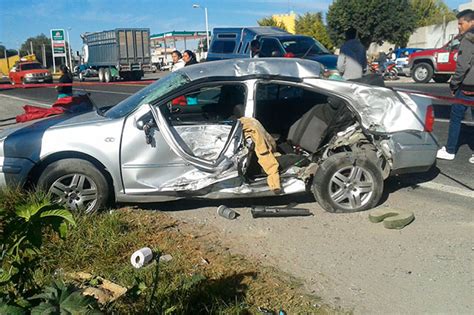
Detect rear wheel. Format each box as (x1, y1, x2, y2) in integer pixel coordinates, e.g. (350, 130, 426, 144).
(433, 74, 451, 83)
(104, 68, 112, 83)
(412, 62, 433, 83)
(312, 152, 384, 213)
(98, 68, 105, 82)
(37, 159, 110, 214)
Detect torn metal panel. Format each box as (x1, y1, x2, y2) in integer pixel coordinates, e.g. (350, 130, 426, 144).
(175, 124, 232, 161)
(180, 58, 323, 81)
(305, 79, 431, 133)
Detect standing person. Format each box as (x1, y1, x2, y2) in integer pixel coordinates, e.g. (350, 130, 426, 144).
(183, 50, 198, 66)
(171, 50, 185, 72)
(337, 28, 367, 80)
(250, 39, 260, 58)
(437, 9, 474, 163)
(56, 64, 73, 99)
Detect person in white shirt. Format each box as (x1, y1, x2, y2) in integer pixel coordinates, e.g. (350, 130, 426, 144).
(171, 50, 185, 72)
(250, 39, 260, 58)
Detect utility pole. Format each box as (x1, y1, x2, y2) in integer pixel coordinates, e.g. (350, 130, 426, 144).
(30, 41, 34, 56)
(66, 28, 73, 70)
(42, 44, 46, 67)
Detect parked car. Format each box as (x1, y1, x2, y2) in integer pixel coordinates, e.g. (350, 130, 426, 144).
(408, 36, 460, 83)
(393, 48, 424, 76)
(9, 61, 53, 85)
(0, 59, 437, 214)
(206, 27, 337, 70)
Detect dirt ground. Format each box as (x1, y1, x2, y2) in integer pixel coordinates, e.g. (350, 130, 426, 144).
(147, 180, 473, 314)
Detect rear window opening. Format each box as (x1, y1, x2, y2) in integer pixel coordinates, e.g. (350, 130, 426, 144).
(254, 82, 356, 155)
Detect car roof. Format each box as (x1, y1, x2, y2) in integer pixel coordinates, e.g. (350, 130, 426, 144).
(179, 58, 323, 81)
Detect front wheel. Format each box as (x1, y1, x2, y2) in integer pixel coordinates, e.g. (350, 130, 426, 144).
(412, 62, 433, 83)
(312, 152, 384, 213)
(37, 159, 110, 214)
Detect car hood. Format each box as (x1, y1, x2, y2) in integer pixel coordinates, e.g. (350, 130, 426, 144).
(304, 54, 338, 70)
(0, 110, 110, 140)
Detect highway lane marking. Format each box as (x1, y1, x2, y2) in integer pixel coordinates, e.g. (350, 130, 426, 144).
(416, 181, 474, 198)
(72, 88, 134, 95)
(0, 94, 50, 107)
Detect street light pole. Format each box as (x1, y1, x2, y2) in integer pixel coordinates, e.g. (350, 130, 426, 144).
(193, 4, 210, 53)
(66, 28, 73, 70)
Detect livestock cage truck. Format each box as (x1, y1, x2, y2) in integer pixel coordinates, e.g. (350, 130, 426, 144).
(81, 28, 151, 82)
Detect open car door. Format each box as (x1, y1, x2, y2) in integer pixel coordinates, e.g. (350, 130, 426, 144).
(120, 82, 246, 195)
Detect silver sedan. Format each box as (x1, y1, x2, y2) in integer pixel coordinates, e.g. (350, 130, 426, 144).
(0, 59, 438, 213)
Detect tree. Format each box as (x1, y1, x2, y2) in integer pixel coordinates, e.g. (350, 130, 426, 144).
(20, 34, 57, 67)
(295, 12, 334, 51)
(327, 0, 417, 48)
(410, 0, 456, 27)
(257, 16, 287, 31)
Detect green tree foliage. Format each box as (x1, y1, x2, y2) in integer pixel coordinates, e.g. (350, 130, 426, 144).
(327, 0, 417, 48)
(257, 16, 287, 31)
(0, 46, 18, 59)
(295, 12, 334, 51)
(19, 34, 56, 67)
(410, 0, 456, 27)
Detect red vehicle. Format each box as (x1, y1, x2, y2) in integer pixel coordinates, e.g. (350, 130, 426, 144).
(9, 61, 53, 85)
(408, 36, 460, 83)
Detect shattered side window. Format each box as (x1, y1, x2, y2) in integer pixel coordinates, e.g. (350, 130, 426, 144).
(105, 72, 190, 118)
(164, 84, 246, 125)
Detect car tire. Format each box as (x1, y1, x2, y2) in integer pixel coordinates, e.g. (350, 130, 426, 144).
(104, 68, 112, 83)
(37, 158, 110, 214)
(412, 62, 433, 83)
(98, 68, 105, 82)
(312, 152, 384, 213)
(433, 74, 451, 83)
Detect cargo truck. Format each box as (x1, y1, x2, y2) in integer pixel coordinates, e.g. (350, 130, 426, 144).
(81, 28, 151, 82)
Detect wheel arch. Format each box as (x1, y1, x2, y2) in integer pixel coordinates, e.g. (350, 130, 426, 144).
(26, 151, 116, 203)
(412, 57, 435, 70)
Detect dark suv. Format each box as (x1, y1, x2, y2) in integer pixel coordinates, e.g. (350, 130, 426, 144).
(206, 27, 337, 70)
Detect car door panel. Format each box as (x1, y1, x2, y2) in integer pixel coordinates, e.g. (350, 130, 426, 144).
(120, 105, 196, 194)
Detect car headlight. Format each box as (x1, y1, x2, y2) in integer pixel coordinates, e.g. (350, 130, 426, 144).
(25, 73, 33, 78)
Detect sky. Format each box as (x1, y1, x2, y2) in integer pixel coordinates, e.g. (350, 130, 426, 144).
(0, 0, 469, 53)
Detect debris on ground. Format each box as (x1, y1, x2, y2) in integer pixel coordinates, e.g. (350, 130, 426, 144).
(217, 205, 238, 219)
(68, 272, 127, 304)
(369, 207, 415, 229)
(251, 206, 313, 218)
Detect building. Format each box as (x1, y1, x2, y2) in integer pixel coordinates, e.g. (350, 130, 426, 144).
(272, 12, 296, 34)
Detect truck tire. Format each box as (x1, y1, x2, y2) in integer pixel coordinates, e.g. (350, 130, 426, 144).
(433, 74, 451, 83)
(312, 152, 384, 213)
(412, 62, 433, 83)
(98, 68, 105, 82)
(104, 68, 112, 83)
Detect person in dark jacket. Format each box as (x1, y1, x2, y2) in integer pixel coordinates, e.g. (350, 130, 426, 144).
(183, 50, 198, 66)
(437, 9, 474, 163)
(56, 64, 73, 99)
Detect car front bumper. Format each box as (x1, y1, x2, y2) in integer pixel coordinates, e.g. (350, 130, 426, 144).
(0, 157, 35, 187)
(23, 76, 53, 84)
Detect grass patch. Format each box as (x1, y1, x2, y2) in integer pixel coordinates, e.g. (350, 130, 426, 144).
(37, 208, 338, 313)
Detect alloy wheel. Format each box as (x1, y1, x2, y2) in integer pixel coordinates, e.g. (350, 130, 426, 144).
(328, 166, 374, 210)
(49, 173, 98, 213)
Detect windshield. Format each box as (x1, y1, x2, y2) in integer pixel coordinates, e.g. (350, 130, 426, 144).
(21, 63, 43, 70)
(280, 37, 330, 56)
(105, 72, 190, 118)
